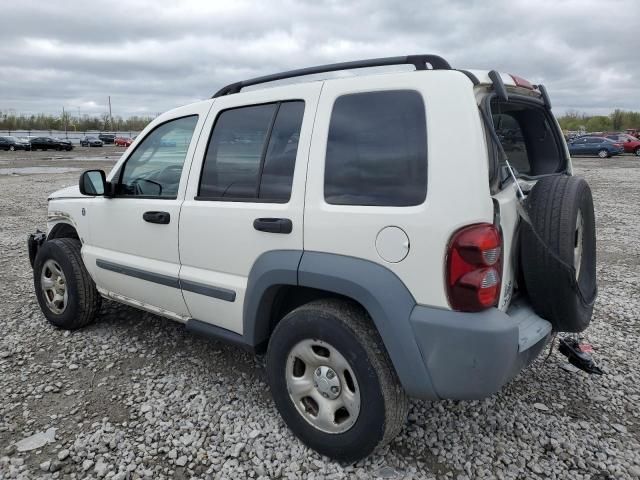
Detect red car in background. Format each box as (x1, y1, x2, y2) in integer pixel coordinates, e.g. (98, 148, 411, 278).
(114, 137, 133, 147)
(604, 133, 640, 156)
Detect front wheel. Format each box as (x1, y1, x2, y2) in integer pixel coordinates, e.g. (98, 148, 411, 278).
(9, 145, 15, 151)
(266, 299, 408, 462)
(33, 238, 101, 329)
(635, 147, 640, 157)
(597, 149, 609, 158)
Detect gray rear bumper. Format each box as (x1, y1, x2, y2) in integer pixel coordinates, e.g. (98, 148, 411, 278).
(409, 299, 552, 400)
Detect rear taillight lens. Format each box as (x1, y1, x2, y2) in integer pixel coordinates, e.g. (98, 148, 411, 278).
(446, 223, 503, 312)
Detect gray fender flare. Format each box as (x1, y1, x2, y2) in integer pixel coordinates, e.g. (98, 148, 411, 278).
(243, 250, 438, 399)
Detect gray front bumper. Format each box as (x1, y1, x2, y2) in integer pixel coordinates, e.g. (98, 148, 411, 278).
(410, 299, 552, 400)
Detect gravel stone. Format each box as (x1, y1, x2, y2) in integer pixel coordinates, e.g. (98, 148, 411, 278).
(57, 449, 70, 461)
(0, 150, 639, 479)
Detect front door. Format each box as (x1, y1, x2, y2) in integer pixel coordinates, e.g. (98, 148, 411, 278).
(82, 102, 211, 318)
(178, 83, 321, 333)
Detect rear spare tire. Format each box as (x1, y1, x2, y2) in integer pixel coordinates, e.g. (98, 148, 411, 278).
(520, 175, 596, 332)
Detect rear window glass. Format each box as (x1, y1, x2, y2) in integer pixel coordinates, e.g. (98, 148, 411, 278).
(491, 99, 563, 177)
(324, 90, 427, 207)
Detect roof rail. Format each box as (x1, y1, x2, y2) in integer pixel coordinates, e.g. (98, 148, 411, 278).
(212, 54, 451, 97)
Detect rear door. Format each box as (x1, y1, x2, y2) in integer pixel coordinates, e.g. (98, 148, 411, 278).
(486, 94, 569, 309)
(178, 83, 321, 333)
(572, 138, 587, 155)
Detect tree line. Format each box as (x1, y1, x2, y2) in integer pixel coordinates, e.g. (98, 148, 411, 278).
(2, 108, 639, 134)
(0, 111, 155, 132)
(556, 109, 640, 132)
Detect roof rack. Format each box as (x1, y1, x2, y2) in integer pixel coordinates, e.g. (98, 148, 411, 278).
(212, 54, 451, 97)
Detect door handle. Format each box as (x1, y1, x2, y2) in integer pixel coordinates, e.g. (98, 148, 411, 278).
(143, 211, 170, 224)
(253, 218, 292, 234)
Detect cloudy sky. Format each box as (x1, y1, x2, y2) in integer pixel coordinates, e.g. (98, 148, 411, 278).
(1, 0, 638, 118)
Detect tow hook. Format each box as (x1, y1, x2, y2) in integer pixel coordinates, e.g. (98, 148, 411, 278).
(558, 337, 604, 375)
(27, 230, 46, 268)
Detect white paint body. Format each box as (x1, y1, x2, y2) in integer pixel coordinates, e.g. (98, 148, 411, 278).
(45, 68, 572, 333)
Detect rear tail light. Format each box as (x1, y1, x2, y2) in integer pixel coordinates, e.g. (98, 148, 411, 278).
(446, 223, 503, 312)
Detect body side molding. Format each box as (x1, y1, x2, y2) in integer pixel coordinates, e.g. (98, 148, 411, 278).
(96, 259, 236, 302)
(96, 259, 180, 289)
(181, 279, 236, 302)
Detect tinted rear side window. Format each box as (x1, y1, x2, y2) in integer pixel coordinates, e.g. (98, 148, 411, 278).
(198, 101, 304, 202)
(324, 90, 427, 206)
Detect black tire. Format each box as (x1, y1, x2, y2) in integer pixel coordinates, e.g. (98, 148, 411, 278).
(635, 147, 640, 157)
(597, 149, 609, 158)
(520, 175, 596, 332)
(9, 145, 15, 151)
(267, 299, 408, 462)
(33, 238, 101, 330)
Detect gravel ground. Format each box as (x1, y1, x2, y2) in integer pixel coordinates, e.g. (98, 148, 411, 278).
(1, 148, 639, 479)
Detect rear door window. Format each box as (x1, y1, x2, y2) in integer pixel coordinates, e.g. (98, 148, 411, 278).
(324, 90, 427, 207)
(198, 101, 304, 202)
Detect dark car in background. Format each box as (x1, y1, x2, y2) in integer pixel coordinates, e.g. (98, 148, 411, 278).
(568, 136, 623, 158)
(98, 133, 116, 144)
(30, 137, 73, 151)
(80, 136, 104, 147)
(0, 136, 31, 151)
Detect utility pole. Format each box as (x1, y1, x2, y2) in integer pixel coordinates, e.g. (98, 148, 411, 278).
(62, 106, 68, 138)
(108, 96, 113, 131)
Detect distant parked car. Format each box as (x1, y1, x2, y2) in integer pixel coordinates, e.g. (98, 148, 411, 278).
(114, 137, 133, 147)
(0, 136, 31, 151)
(80, 136, 104, 147)
(568, 136, 623, 158)
(159, 139, 177, 147)
(98, 133, 116, 144)
(625, 129, 639, 138)
(603, 134, 640, 156)
(30, 137, 73, 151)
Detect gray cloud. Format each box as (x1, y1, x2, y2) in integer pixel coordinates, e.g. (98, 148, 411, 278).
(1, 0, 638, 117)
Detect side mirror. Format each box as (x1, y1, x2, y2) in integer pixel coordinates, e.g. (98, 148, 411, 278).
(79, 170, 107, 196)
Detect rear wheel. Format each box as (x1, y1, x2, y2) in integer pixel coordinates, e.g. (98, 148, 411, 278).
(267, 299, 408, 462)
(597, 149, 609, 158)
(33, 238, 101, 330)
(635, 147, 640, 157)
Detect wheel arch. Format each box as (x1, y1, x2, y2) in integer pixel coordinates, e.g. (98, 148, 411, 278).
(244, 250, 438, 399)
(47, 221, 80, 241)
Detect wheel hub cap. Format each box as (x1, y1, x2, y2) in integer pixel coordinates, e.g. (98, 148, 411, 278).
(313, 366, 341, 400)
(285, 338, 361, 434)
(41, 259, 67, 314)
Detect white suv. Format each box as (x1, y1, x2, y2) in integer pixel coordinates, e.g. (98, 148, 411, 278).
(28, 55, 597, 462)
